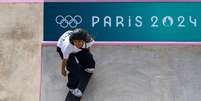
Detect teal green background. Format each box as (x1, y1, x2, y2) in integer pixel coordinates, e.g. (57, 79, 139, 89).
(44, 2, 201, 42)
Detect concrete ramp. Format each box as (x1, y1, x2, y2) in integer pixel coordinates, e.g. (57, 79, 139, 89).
(41, 46, 201, 101)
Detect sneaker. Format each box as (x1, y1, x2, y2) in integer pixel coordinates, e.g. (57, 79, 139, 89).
(69, 88, 82, 97)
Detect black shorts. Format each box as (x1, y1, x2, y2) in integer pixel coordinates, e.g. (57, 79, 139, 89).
(56, 47, 95, 89)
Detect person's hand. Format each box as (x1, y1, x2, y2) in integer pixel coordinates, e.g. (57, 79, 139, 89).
(61, 68, 67, 76)
(85, 68, 95, 73)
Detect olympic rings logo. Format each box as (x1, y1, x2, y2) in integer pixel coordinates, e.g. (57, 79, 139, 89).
(55, 15, 82, 29)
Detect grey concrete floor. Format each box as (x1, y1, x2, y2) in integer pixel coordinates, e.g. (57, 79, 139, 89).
(41, 46, 201, 101)
(0, 4, 42, 101)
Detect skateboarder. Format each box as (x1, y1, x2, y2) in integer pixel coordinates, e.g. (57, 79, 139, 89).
(56, 28, 95, 98)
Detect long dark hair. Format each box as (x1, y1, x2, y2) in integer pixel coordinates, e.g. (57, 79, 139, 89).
(69, 28, 92, 45)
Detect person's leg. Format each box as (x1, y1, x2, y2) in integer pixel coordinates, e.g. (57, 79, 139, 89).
(66, 54, 80, 89)
(66, 54, 83, 97)
(66, 69, 92, 101)
(75, 49, 95, 94)
(78, 70, 92, 93)
(56, 47, 81, 93)
(67, 73, 78, 90)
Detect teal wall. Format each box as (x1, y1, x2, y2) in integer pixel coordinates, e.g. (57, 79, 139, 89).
(44, 2, 201, 42)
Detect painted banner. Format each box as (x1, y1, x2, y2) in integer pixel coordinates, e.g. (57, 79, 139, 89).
(44, 2, 201, 42)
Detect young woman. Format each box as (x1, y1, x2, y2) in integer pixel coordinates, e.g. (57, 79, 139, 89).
(56, 28, 95, 98)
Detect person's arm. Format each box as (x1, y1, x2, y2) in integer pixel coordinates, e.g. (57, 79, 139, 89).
(61, 59, 68, 76)
(61, 44, 72, 76)
(82, 39, 95, 49)
(86, 39, 95, 48)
